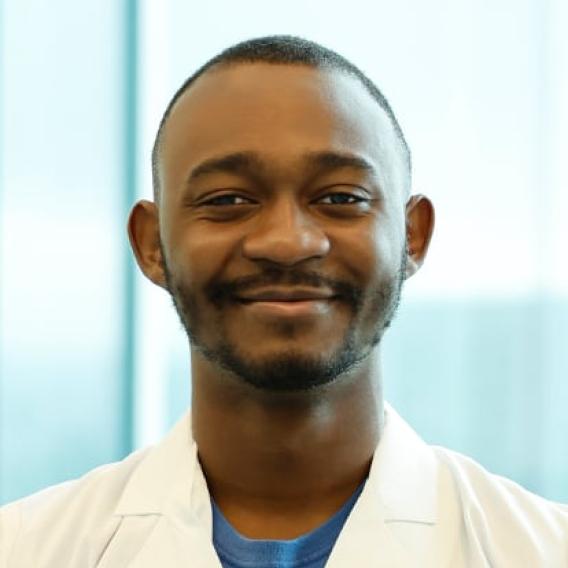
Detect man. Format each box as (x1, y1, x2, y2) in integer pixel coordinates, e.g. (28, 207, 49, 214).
(1, 35, 567, 567)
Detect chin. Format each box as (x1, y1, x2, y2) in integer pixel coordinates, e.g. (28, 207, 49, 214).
(198, 335, 369, 393)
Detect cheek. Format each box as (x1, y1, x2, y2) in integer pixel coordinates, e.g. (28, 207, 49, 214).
(373, 228, 404, 277)
(169, 226, 238, 289)
(371, 204, 407, 272)
(338, 216, 403, 285)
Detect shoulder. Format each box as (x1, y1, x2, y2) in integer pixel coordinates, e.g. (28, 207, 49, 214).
(434, 445, 568, 521)
(1, 412, 194, 567)
(0, 447, 150, 567)
(433, 445, 568, 563)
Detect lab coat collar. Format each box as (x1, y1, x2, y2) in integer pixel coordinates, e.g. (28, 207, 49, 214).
(104, 404, 444, 567)
(114, 404, 437, 524)
(105, 415, 218, 566)
(369, 403, 438, 523)
(113, 414, 200, 518)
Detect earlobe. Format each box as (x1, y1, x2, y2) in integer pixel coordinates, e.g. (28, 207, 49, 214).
(404, 194, 435, 279)
(127, 200, 167, 288)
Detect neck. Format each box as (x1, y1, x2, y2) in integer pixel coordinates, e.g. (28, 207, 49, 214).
(190, 349, 384, 539)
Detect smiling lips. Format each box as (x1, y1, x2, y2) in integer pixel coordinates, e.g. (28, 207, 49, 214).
(236, 288, 336, 317)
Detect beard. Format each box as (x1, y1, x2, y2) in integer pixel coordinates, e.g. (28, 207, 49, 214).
(161, 245, 406, 392)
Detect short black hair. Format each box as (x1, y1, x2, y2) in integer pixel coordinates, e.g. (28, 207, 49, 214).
(152, 35, 411, 201)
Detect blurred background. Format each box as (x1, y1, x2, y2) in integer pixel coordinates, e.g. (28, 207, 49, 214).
(0, 0, 567, 505)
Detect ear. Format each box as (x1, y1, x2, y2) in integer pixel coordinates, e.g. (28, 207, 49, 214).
(127, 200, 167, 288)
(404, 194, 435, 279)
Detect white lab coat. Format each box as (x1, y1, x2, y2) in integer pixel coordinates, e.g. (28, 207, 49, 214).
(1, 405, 567, 567)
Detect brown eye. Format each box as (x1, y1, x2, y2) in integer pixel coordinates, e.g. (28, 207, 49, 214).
(194, 192, 259, 223)
(203, 194, 255, 206)
(318, 193, 369, 205)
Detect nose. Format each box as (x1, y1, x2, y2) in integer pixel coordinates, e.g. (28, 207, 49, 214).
(242, 196, 330, 266)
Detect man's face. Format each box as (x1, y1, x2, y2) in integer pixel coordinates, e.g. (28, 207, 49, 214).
(156, 63, 409, 391)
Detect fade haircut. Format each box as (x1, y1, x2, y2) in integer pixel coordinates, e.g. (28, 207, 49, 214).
(151, 35, 411, 202)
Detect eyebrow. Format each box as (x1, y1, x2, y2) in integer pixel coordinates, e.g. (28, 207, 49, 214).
(304, 151, 375, 175)
(185, 150, 376, 184)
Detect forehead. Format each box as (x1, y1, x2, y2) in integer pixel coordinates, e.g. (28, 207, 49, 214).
(159, 63, 405, 197)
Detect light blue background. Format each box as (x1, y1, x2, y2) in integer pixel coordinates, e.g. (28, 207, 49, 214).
(1, 0, 567, 505)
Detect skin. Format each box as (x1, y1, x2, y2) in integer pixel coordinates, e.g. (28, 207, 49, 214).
(128, 63, 434, 539)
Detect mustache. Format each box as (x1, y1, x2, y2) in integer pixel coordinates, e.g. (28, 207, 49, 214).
(206, 267, 363, 309)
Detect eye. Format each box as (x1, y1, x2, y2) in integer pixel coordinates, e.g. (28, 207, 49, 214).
(200, 193, 255, 206)
(317, 192, 370, 206)
(192, 191, 258, 222)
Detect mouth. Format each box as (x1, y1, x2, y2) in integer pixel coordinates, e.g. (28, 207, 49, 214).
(236, 287, 336, 302)
(235, 288, 337, 318)
(238, 299, 333, 318)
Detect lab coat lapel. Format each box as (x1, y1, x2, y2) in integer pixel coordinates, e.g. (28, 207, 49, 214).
(97, 513, 221, 568)
(127, 451, 221, 568)
(97, 412, 222, 567)
(324, 481, 410, 567)
(327, 405, 460, 568)
(125, 515, 221, 568)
